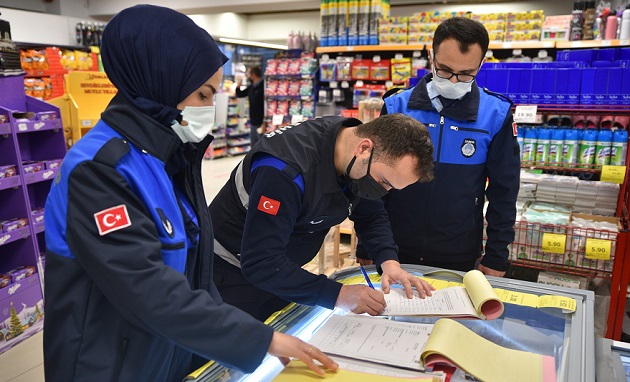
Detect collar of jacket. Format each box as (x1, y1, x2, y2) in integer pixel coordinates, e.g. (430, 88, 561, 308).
(321, 117, 363, 194)
(101, 94, 213, 175)
(407, 73, 481, 122)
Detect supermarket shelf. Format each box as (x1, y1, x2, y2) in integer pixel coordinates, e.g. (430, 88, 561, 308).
(265, 74, 316, 79)
(0, 226, 30, 247)
(521, 164, 602, 173)
(23, 168, 58, 185)
(555, 39, 630, 49)
(512, 105, 630, 115)
(316, 44, 425, 53)
(317, 39, 630, 55)
(0, 176, 20, 191)
(24, 69, 68, 77)
(488, 41, 556, 50)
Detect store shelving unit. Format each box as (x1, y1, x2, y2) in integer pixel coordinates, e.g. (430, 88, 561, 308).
(225, 96, 250, 156)
(316, 40, 630, 340)
(0, 74, 66, 354)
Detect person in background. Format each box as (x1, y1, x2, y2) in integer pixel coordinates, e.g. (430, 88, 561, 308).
(357, 17, 520, 277)
(236, 66, 265, 146)
(210, 114, 436, 322)
(42, 5, 337, 381)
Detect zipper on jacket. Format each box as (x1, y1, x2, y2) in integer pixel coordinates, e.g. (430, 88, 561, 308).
(450, 126, 490, 135)
(112, 338, 129, 382)
(436, 116, 445, 162)
(162, 241, 185, 250)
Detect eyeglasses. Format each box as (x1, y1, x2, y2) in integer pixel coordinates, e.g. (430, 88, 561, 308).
(432, 58, 481, 83)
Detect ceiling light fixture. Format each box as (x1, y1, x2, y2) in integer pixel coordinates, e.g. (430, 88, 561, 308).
(218, 37, 288, 50)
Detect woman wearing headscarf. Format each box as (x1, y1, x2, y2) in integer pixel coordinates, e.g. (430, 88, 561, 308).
(43, 5, 337, 381)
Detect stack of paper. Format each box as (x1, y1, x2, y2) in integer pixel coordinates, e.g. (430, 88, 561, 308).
(573, 180, 599, 214)
(535, 176, 559, 204)
(554, 176, 579, 206)
(594, 182, 620, 216)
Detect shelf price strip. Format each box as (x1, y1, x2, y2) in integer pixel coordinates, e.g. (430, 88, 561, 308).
(585, 238, 612, 261)
(542, 233, 566, 254)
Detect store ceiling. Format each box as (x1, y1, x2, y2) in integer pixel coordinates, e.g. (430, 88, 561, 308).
(86, 0, 515, 18)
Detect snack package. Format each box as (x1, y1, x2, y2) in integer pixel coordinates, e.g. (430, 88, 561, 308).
(288, 80, 301, 97)
(320, 61, 337, 82)
(351, 59, 371, 80)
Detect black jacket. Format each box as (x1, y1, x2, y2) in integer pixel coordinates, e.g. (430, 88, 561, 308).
(236, 79, 265, 126)
(43, 95, 273, 382)
(210, 116, 400, 309)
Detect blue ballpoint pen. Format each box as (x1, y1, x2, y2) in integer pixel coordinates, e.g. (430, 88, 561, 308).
(360, 265, 375, 289)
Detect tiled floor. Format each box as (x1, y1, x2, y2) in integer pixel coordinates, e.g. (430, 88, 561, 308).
(0, 154, 244, 382)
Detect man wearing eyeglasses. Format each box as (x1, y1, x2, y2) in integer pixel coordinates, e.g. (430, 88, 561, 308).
(357, 17, 520, 277)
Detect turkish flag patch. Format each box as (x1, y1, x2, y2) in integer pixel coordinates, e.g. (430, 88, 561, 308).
(94, 204, 132, 236)
(257, 195, 281, 216)
(512, 122, 518, 137)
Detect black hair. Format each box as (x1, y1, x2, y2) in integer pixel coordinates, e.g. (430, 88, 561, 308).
(249, 66, 262, 78)
(356, 113, 434, 182)
(433, 17, 489, 57)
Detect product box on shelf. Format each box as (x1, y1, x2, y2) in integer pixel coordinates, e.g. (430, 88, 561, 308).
(43, 159, 62, 170)
(0, 165, 16, 179)
(7, 266, 35, 284)
(0, 273, 44, 355)
(0, 274, 9, 289)
(537, 271, 587, 289)
(21, 161, 43, 174)
(0, 218, 27, 233)
(30, 209, 44, 224)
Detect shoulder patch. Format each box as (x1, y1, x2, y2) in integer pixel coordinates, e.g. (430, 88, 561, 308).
(257, 195, 280, 216)
(94, 204, 132, 236)
(482, 87, 514, 106)
(93, 138, 130, 167)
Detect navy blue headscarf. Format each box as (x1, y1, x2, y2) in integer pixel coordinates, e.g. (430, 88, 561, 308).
(101, 5, 228, 126)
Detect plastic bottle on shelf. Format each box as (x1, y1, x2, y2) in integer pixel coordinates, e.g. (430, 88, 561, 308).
(563, 129, 580, 167)
(621, 5, 630, 40)
(522, 127, 538, 164)
(605, 10, 619, 40)
(532, 50, 553, 62)
(549, 129, 566, 165)
(595, 129, 613, 166)
(516, 126, 525, 154)
(583, 1, 596, 39)
(570, 0, 585, 41)
(535, 128, 551, 165)
(578, 129, 598, 168)
(484, 50, 500, 63)
(611, 129, 629, 166)
(506, 49, 532, 63)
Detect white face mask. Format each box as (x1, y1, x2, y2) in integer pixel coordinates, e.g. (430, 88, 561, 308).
(432, 70, 473, 100)
(430, 49, 474, 100)
(171, 106, 215, 143)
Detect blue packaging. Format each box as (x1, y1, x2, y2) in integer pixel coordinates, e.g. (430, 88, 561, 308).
(476, 68, 488, 88)
(580, 68, 596, 105)
(542, 69, 557, 105)
(530, 69, 544, 105)
(490, 69, 509, 94)
(519, 69, 533, 104)
(593, 68, 609, 105)
(622, 48, 630, 61)
(579, 129, 598, 168)
(506, 69, 520, 102)
(535, 128, 551, 165)
(555, 69, 569, 104)
(567, 49, 595, 62)
(567, 68, 582, 105)
(517, 126, 525, 155)
(596, 48, 622, 61)
(556, 50, 570, 61)
(595, 129, 613, 166)
(608, 67, 623, 105)
(622, 68, 630, 104)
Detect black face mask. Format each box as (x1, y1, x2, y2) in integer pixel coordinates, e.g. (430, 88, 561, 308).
(345, 149, 388, 200)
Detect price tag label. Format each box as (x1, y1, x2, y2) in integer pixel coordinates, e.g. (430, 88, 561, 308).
(542, 233, 566, 254)
(601, 40, 612, 46)
(601, 165, 626, 184)
(571, 41, 583, 48)
(585, 238, 612, 260)
(272, 114, 284, 126)
(290, 114, 304, 124)
(502, 42, 512, 49)
(513, 105, 538, 123)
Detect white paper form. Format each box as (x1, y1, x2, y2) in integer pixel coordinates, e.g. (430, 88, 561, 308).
(309, 314, 432, 370)
(382, 287, 478, 317)
(332, 357, 446, 380)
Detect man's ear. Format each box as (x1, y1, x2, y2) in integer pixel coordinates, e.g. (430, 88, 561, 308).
(356, 138, 374, 156)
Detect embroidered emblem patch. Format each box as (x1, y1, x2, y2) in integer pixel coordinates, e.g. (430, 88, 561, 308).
(461, 139, 476, 158)
(257, 195, 281, 216)
(94, 204, 132, 236)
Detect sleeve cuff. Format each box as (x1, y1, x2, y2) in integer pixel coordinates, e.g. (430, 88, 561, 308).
(315, 279, 343, 310)
(373, 250, 399, 267)
(480, 254, 509, 272)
